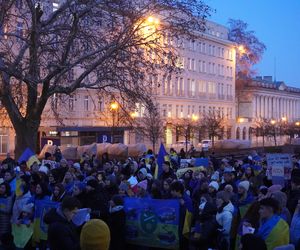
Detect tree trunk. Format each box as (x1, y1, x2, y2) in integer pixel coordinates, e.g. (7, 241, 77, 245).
(14, 120, 40, 159)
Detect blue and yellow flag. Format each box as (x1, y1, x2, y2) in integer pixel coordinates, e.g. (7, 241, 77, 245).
(33, 200, 59, 242)
(18, 148, 40, 168)
(154, 143, 169, 179)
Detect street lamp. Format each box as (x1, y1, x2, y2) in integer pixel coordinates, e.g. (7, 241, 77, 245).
(271, 120, 276, 125)
(191, 114, 199, 122)
(295, 122, 300, 126)
(281, 116, 287, 122)
(110, 101, 119, 143)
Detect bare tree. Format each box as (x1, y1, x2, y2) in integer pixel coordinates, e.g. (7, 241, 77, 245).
(133, 103, 164, 154)
(201, 111, 226, 148)
(174, 117, 199, 152)
(254, 118, 278, 147)
(0, 0, 211, 157)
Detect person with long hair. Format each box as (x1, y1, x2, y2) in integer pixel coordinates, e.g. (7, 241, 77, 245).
(0, 182, 14, 238)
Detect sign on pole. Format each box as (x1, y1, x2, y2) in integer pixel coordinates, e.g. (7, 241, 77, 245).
(266, 153, 292, 186)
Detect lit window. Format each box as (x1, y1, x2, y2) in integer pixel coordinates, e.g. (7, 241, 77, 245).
(84, 96, 89, 111)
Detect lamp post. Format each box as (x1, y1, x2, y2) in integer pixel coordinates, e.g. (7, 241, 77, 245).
(110, 101, 119, 144)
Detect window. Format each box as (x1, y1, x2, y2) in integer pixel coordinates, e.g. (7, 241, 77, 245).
(208, 82, 216, 94)
(180, 105, 184, 118)
(217, 64, 221, 75)
(202, 61, 206, 73)
(191, 59, 195, 71)
(98, 98, 104, 111)
(221, 65, 224, 76)
(230, 67, 233, 77)
(218, 47, 221, 57)
(180, 77, 184, 96)
(212, 63, 216, 74)
(168, 104, 172, 118)
(0, 128, 9, 154)
(190, 79, 196, 97)
(176, 57, 184, 68)
(221, 48, 224, 58)
(175, 77, 180, 96)
(212, 46, 215, 56)
(187, 105, 191, 117)
(198, 81, 206, 94)
(84, 96, 89, 111)
(69, 95, 75, 111)
(176, 105, 179, 118)
(162, 104, 167, 117)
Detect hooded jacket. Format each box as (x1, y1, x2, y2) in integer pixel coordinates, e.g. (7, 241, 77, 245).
(44, 207, 80, 250)
(216, 202, 234, 236)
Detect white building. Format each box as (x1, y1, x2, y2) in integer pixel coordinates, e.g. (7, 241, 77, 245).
(0, 0, 237, 155)
(237, 76, 300, 145)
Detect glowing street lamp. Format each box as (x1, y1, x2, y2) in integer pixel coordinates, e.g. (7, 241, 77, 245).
(281, 116, 287, 122)
(238, 45, 246, 54)
(191, 114, 199, 122)
(110, 101, 119, 143)
(110, 102, 119, 111)
(271, 120, 276, 125)
(295, 122, 300, 126)
(238, 117, 245, 123)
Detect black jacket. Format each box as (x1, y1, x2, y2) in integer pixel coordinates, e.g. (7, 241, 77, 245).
(44, 207, 80, 250)
(107, 209, 126, 250)
(287, 188, 300, 215)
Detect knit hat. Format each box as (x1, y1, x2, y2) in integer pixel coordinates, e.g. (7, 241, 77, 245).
(111, 195, 124, 206)
(208, 181, 219, 191)
(268, 184, 282, 194)
(138, 168, 148, 179)
(137, 180, 148, 191)
(238, 180, 250, 192)
(87, 179, 98, 189)
(80, 219, 110, 250)
(211, 171, 219, 181)
(73, 163, 81, 170)
(271, 191, 287, 208)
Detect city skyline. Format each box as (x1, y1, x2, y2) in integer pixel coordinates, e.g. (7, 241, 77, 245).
(209, 0, 300, 88)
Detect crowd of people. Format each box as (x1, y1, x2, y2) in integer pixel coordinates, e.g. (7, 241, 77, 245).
(0, 147, 300, 250)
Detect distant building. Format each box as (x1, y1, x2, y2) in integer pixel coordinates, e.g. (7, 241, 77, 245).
(0, 0, 236, 155)
(237, 76, 300, 145)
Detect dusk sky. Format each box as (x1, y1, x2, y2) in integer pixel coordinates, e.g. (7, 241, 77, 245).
(208, 0, 300, 87)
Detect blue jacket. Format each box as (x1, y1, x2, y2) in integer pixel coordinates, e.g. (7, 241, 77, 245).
(290, 211, 300, 246)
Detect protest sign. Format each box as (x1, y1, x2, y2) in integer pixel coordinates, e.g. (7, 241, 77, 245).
(266, 154, 292, 186)
(124, 198, 180, 249)
(176, 167, 204, 178)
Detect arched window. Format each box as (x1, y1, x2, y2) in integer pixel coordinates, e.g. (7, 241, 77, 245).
(242, 127, 247, 140)
(249, 127, 253, 140)
(236, 127, 240, 140)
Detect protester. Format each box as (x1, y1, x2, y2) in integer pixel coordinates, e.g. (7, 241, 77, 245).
(44, 196, 81, 250)
(80, 219, 110, 250)
(1, 146, 300, 250)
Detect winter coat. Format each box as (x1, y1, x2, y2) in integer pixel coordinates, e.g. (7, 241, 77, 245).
(287, 189, 300, 215)
(44, 207, 80, 250)
(216, 202, 234, 238)
(11, 191, 31, 224)
(290, 211, 300, 247)
(84, 187, 109, 222)
(107, 206, 126, 250)
(0, 195, 14, 237)
(159, 169, 177, 181)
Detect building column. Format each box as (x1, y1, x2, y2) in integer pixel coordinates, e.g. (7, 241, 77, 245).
(253, 95, 257, 119)
(269, 97, 272, 119)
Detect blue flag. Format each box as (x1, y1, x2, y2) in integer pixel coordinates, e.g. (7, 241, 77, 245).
(194, 158, 209, 167)
(155, 143, 168, 179)
(18, 148, 40, 167)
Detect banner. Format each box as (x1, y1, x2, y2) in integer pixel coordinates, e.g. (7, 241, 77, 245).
(124, 198, 180, 249)
(176, 167, 204, 178)
(33, 200, 59, 241)
(266, 154, 292, 186)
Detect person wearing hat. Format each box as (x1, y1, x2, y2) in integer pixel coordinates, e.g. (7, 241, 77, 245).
(72, 182, 86, 205)
(271, 191, 291, 224)
(107, 195, 125, 250)
(238, 181, 254, 218)
(215, 191, 234, 250)
(80, 219, 110, 250)
(208, 181, 219, 199)
(256, 198, 289, 250)
(219, 169, 238, 193)
(44, 196, 81, 250)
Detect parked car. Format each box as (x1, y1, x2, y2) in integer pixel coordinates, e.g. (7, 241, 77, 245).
(201, 139, 212, 150)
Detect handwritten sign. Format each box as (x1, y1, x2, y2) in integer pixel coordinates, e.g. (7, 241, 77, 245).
(266, 154, 292, 186)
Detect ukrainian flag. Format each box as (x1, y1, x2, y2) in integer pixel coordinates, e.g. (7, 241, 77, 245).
(154, 143, 169, 179)
(18, 148, 40, 168)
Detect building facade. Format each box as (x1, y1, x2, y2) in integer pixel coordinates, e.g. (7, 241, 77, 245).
(0, 1, 237, 155)
(237, 76, 300, 146)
